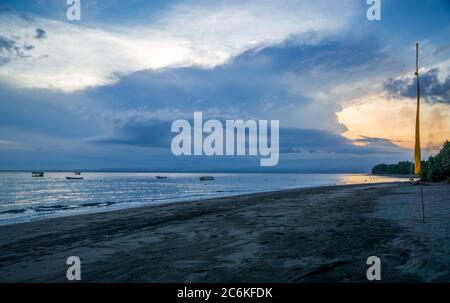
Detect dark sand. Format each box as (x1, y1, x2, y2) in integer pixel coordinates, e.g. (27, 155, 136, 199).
(0, 182, 449, 282)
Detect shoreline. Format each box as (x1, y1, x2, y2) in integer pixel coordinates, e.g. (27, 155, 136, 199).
(0, 178, 410, 227)
(0, 182, 448, 282)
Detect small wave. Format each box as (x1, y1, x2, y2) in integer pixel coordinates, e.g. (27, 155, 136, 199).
(32, 201, 118, 212)
(34, 204, 69, 212)
(79, 201, 117, 208)
(0, 208, 26, 214)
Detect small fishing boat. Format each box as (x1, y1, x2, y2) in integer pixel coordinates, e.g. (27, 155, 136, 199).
(155, 176, 167, 179)
(66, 176, 84, 180)
(32, 172, 44, 177)
(199, 176, 214, 181)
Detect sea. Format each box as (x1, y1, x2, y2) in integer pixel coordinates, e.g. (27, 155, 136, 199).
(0, 172, 408, 226)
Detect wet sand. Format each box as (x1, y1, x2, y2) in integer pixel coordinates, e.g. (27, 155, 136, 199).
(0, 182, 449, 282)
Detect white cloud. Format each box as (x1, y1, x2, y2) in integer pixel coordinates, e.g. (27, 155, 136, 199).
(0, 0, 357, 92)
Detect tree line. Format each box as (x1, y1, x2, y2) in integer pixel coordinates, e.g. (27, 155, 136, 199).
(371, 141, 450, 182)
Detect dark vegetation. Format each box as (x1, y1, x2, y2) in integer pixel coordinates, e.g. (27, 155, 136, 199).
(371, 141, 450, 182)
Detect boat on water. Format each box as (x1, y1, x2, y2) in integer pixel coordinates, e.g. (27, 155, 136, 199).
(32, 172, 44, 177)
(155, 176, 167, 179)
(199, 176, 214, 181)
(66, 176, 84, 180)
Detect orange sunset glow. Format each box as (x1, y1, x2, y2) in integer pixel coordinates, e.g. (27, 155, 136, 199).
(338, 94, 450, 154)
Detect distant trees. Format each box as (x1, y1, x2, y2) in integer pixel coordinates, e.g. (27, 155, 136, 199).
(421, 141, 450, 182)
(371, 141, 450, 183)
(371, 161, 412, 175)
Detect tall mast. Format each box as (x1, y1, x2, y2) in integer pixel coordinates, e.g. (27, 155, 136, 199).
(414, 43, 425, 223)
(414, 43, 421, 176)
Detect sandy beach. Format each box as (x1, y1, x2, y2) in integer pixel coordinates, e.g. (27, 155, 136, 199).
(0, 182, 449, 282)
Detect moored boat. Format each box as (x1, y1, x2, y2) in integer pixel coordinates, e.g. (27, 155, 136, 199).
(199, 176, 214, 181)
(66, 176, 84, 180)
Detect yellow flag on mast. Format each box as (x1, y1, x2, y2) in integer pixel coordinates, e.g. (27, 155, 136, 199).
(414, 43, 421, 175)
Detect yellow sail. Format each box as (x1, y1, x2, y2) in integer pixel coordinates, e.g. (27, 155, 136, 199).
(414, 95, 421, 174)
(414, 43, 421, 175)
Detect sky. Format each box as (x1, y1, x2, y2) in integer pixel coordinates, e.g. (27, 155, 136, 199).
(0, 0, 449, 172)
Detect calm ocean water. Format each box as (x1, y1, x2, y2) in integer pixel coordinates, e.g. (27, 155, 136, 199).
(0, 172, 407, 225)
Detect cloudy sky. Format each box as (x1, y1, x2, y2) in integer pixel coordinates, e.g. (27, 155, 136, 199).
(0, 0, 449, 172)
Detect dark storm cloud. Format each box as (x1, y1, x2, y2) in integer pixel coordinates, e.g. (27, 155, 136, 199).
(384, 68, 450, 103)
(0, 85, 98, 138)
(280, 129, 404, 155)
(0, 35, 15, 49)
(0, 35, 33, 66)
(34, 28, 47, 39)
(87, 32, 402, 155)
(91, 118, 405, 156)
(0, 35, 20, 65)
(92, 120, 173, 148)
(87, 36, 387, 113)
(0, 34, 408, 170)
